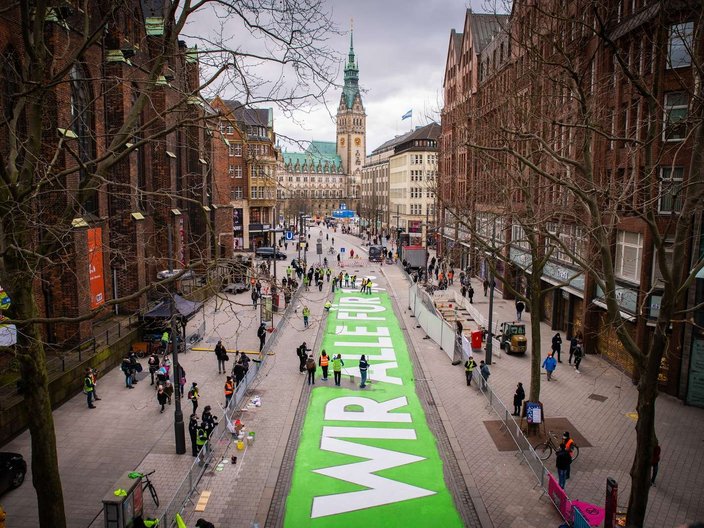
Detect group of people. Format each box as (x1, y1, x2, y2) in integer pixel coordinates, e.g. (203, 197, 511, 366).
(542, 331, 586, 379)
(188, 406, 219, 457)
(297, 344, 369, 388)
(463, 355, 491, 390)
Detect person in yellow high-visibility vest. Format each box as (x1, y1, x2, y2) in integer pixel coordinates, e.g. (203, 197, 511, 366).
(318, 350, 330, 381)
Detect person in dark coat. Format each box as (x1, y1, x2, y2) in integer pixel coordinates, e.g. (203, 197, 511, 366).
(555, 443, 572, 489)
(512, 382, 525, 416)
(552, 333, 563, 363)
(188, 414, 199, 456)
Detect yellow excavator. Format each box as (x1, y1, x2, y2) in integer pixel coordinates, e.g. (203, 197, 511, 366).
(499, 322, 528, 355)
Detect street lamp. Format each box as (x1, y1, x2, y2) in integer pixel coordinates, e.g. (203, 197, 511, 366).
(485, 220, 497, 365)
(165, 219, 186, 455)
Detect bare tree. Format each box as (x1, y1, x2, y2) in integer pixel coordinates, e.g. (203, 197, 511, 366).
(451, 2, 704, 525)
(0, 1, 337, 527)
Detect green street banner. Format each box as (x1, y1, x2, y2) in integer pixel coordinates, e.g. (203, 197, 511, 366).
(284, 287, 463, 526)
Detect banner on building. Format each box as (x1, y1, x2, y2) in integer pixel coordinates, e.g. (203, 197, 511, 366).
(87, 227, 105, 310)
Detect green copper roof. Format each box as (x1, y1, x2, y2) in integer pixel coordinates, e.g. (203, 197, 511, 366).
(283, 141, 342, 173)
(342, 29, 360, 109)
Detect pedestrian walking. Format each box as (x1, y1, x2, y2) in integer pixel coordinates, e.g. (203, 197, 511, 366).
(513, 382, 525, 416)
(214, 340, 228, 374)
(177, 364, 186, 397)
(239, 351, 250, 374)
(563, 431, 576, 479)
(332, 354, 344, 386)
(552, 333, 563, 363)
(569, 331, 583, 365)
(359, 354, 369, 388)
(344, 272, 350, 287)
(251, 288, 259, 308)
(467, 285, 474, 304)
(163, 379, 174, 404)
(651, 442, 661, 486)
(224, 376, 235, 407)
(121, 355, 134, 389)
(542, 352, 557, 381)
(555, 443, 572, 489)
(306, 354, 317, 385)
(483, 279, 489, 296)
(188, 382, 200, 415)
(257, 322, 267, 352)
(87, 367, 101, 402)
(161, 330, 170, 353)
(233, 361, 245, 387)
(157, 385, 168, 413)
(188, 414, 199, 456)
(302, 305, 311, 328)
(573, 340, 584, 373)
(464, 356, 477, 386)
(319, 350, 330, 381)
(202, 406, 218, 437)
(515, 300, 525, 320)
(297, 342, 310, 373)
(461, 285, 467, 298)
(148, 352, 160, 385)
(83, 368, 96, 409)
(479, 360, 490, 390)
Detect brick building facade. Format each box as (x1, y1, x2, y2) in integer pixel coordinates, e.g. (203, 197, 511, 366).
(440, 2, 704, 402)
(0, 1, 213, 344)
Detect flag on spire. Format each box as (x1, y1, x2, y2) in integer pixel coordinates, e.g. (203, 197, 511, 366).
(402, 110, 412, 120)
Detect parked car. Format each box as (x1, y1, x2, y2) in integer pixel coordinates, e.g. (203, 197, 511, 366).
(0, 452, 27, 495)
(255, 247, 286, 260)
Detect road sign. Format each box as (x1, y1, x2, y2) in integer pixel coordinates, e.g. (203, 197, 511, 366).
(285, 231, 294, 241)
(340, 247, 345, 253)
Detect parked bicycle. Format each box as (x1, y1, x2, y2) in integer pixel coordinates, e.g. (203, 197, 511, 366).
(128, 470, 159, 507)
(533, 430, 579, 461)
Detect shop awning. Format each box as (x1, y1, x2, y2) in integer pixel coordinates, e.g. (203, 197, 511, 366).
(143, 294, 203, 321)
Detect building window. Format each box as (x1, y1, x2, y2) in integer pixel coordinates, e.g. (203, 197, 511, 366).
(668, 22, 693, 69)
(228, 164, 235, 176)
(412, 154, 423, 165)
(663, 92, 688, 141)
(658, 166, 684, 214)
(228, 144, 236, 156)
(234, 186, 243, 199)
(226, 124, 234, 135)
(615, 230, 643, 283)
(235, 166, 242, 178)
(234, 143, 242, 156)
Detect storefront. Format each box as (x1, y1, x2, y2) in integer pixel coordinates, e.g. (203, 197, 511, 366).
(248, 223, 272, 249)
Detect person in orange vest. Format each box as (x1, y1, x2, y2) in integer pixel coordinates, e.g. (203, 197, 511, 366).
(224, 376, 235, 407)
(318, 350, 330, 381)
(563, 431, 576, 479)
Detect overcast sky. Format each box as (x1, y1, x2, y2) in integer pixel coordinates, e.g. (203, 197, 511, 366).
(275, 0, 482, 154)
(187, 0, 490, 155)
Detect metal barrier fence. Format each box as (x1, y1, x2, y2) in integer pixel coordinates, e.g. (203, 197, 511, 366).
(407, 280, 574, 525)
(157, 284, 302, 527)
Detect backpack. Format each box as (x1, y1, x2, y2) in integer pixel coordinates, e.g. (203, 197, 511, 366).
(188, 389, 195, 400)
(306, 358, 316, 371)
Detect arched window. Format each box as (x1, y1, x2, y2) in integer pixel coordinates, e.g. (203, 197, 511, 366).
(132, 85, 147, 210)
(70, 64, 97, 214)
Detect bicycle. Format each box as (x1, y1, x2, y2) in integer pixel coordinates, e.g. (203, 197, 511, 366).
(328, 246, 336, 255)
(129, 471, 159, 507)
(533, 430, 579, 461)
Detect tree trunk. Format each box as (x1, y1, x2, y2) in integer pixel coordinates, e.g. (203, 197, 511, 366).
(14, 281, 67, 528)
(626, 332, 663, 527)
(528, 266, 543, 403)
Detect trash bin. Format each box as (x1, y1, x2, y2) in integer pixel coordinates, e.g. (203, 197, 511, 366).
(471, 330, 483, 352)
(102, 472, 143, 528)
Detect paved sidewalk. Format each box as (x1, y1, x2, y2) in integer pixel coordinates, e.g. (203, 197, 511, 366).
(382, 258, 704, 527)
(0, 248, 294, 527)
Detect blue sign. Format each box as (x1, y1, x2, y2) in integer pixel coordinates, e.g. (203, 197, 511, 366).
(332, 209, 355, 218)
(340, 248, 346, 253)
(339, 202, 347, 210)
(285, 231, 294, 240)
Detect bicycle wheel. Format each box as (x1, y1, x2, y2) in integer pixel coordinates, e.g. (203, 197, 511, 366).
(534, 441, 553, 461)
(571, 444, 580, 461)
(146, 482, 159, 508)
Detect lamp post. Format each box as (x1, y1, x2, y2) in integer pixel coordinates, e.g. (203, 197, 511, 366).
(166, 225, 186, 454)
(485, 220, 496, 365)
